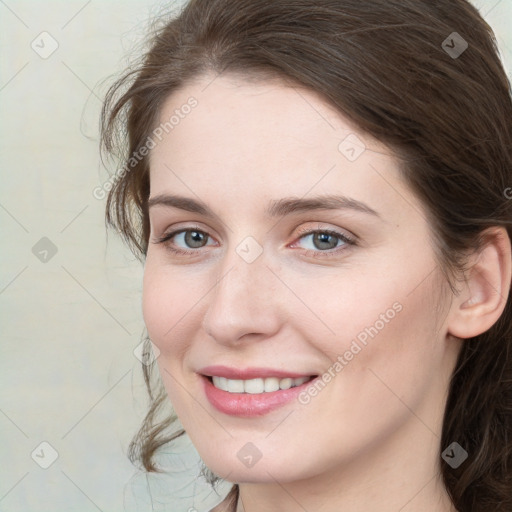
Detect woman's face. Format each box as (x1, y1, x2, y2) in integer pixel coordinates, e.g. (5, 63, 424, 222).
(143, 74, 461, 483)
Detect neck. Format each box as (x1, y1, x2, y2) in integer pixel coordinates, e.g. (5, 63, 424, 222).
(225, 419, 457, 512)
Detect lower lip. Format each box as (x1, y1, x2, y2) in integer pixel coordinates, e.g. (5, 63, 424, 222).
(201, 375, 317, 417)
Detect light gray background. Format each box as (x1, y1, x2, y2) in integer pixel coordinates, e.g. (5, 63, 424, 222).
(1, 1, 511, 511)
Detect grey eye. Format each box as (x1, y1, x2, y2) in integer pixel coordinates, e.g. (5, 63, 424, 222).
(298, 231, 344, 251)
(181, 230, 209, 248)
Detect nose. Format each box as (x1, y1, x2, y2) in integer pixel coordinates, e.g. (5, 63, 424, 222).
(202, 249, 282, 346)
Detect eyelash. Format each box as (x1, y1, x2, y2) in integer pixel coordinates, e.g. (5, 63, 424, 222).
(292, 226, 356, 259)
(154, 225, 212, 257)
(153, 226, 356, 258)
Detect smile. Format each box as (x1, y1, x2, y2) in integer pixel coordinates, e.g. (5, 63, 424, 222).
(201, 373, 319, 417)
(210, 375, 314, 393)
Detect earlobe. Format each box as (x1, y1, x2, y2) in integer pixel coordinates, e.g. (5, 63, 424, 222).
(447, 227, 512, 340)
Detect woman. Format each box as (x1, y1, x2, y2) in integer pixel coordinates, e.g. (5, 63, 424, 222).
(101, 0, 512, 510)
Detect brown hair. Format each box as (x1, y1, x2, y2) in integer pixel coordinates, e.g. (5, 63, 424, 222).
(100, 1, 512, 510)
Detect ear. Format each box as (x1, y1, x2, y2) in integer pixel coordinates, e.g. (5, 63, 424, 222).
(447, 227, 512, 339)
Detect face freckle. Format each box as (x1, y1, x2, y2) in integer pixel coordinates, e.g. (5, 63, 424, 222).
(141, 73, 459, 490)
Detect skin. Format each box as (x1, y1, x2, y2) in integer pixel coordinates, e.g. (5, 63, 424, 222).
(142, 73, 510, 512)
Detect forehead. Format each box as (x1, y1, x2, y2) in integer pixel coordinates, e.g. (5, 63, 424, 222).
(148, 74, 412, 221)
(151, 73, 371, 161)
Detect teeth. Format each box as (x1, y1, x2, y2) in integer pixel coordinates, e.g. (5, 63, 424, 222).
(227, 378, 244, 393)
(211, 375, 312, 393)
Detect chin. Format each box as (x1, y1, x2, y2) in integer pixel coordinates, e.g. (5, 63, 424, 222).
(199, 446, 318, 485)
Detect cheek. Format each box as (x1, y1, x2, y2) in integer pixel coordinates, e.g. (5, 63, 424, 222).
(281, 274, 446, 465)
(141, 258, 206, 357)
(311, 271, 444, 421)
(296, 240, 440, 358)
(289, 259, 444, 401)
(142, 263, 167, 345)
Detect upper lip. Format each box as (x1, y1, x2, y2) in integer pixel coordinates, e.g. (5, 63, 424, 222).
(199, 365, 317, 380)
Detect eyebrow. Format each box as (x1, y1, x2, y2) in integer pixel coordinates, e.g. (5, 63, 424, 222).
(147, 194, 381, 219)
(266, 195, 380, 218)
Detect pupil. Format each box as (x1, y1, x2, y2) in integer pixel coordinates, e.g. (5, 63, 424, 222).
(313, 232, 337, 250)
(185, 230, 206, 248)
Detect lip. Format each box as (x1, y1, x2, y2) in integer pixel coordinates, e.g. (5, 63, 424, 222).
(199, 365, 315, 380)
(199, 369, 319, 417)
